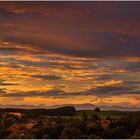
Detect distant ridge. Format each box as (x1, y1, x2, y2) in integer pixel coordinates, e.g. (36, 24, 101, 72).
(0, 103, 140, 111)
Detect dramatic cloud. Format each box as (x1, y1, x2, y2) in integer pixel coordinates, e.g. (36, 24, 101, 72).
(0, 2, 140, 58)
(0, 2, 140, 107)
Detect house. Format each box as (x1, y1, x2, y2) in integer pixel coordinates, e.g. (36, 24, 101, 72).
(24, 122, 37, 129)
(9, 124, 23, 133)
(8, 123, 29, 138)
(8, 112, 23, 119)
(101, 120, 110, 129)
(9, 122, 37, 133)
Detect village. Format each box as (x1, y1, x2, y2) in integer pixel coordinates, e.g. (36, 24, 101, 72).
(0, 107, 140, 139)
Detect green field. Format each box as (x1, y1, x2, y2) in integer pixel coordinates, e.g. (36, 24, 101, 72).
(77, 110, 140, 119)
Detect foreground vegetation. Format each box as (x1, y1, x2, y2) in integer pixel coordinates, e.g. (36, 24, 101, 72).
(0, 107, 140, 139)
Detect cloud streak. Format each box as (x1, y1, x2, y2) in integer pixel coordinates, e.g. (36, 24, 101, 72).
(0, 79, 18, 86)
(31, 74, 62, 80)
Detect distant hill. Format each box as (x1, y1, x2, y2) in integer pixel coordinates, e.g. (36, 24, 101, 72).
(0, 103, 140, 111)
(0, 106, 76, 116)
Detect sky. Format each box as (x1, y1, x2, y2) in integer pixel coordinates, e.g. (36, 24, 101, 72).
(0, 1, 140, 108)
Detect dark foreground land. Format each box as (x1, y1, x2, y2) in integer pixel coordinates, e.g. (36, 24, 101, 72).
(0, 106, 140, 139)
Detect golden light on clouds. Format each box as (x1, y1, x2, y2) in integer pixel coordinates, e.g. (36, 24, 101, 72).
(0, 1, 140, 109)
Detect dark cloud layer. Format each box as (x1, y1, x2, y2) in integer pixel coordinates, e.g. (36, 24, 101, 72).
(0, 2, 140, 58)
(31, 74, 62, 80)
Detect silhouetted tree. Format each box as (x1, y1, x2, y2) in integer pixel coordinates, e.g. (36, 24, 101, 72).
(94, 107, 100, 112)
(0, 129, 11, 139)
(90, 113, 101, 122)
(81, 112, 88, 122)
(106, 116, 111, 120)
(60, 127, 82, 139)
(49, 124, 64, 138)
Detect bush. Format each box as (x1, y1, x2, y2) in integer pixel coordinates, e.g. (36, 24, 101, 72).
(60, 127, 82, 139)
